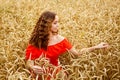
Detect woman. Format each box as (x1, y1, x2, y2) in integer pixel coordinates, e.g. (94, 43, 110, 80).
(25, 11, 109, 79)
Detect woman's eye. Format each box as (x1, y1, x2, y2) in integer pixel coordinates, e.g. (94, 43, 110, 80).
(54, 22, 57, 24)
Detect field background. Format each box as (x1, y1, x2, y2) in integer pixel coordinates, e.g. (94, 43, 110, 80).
(0, 0, 120, 80)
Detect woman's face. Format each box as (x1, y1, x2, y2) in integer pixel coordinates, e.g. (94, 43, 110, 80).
(51, 15, 59, 33)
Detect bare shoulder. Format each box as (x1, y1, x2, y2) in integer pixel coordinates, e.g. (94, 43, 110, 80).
(56, 35, 65, 41)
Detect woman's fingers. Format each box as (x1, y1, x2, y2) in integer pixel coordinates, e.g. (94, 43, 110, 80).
(32, 66, 44, 74)
(99, 42, 109, 48)
(94, 42, 109, 49)
(102, 42, 109, 46)
(33, 69, 43, 74)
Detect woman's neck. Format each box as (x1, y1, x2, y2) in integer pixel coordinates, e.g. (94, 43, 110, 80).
(49, 33, 58, 40)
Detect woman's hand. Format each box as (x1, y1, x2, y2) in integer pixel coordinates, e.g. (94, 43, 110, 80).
(94, 42, 109, 49)
(31, 65, 45, 74)
(80, 42, 109, 53)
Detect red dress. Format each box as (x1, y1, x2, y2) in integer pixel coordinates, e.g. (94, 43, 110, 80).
(25, 38, 72, 66)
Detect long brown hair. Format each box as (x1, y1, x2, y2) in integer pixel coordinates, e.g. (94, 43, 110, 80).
(29, 11, 56, 50)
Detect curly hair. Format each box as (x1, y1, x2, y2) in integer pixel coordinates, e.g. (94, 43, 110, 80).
(29, 11, 56, 50)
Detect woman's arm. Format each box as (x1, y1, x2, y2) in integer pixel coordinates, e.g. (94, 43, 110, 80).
(69, 42, 109, 56)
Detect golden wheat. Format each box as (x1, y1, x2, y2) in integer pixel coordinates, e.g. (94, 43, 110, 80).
(0, 0, 120, 80)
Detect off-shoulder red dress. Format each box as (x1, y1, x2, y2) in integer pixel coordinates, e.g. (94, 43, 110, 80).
(25, 38, 72, 66)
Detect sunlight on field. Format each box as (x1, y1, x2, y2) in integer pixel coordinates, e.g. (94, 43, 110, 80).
(0, 0, 120, 80)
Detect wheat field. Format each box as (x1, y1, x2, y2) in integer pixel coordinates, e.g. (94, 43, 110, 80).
(0, 0, 120, 80)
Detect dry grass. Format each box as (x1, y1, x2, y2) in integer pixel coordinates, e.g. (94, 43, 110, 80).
(0, 0, 120, 80)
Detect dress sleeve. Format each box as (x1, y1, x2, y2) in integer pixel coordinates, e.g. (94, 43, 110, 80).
(25, 45, 42, 60)
(63, 38, 72, 50)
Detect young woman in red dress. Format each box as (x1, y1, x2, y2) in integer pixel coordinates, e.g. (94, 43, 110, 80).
(25, 11, 109, 80)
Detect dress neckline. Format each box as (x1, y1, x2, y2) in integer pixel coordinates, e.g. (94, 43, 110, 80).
(48, 38, 65, 47)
